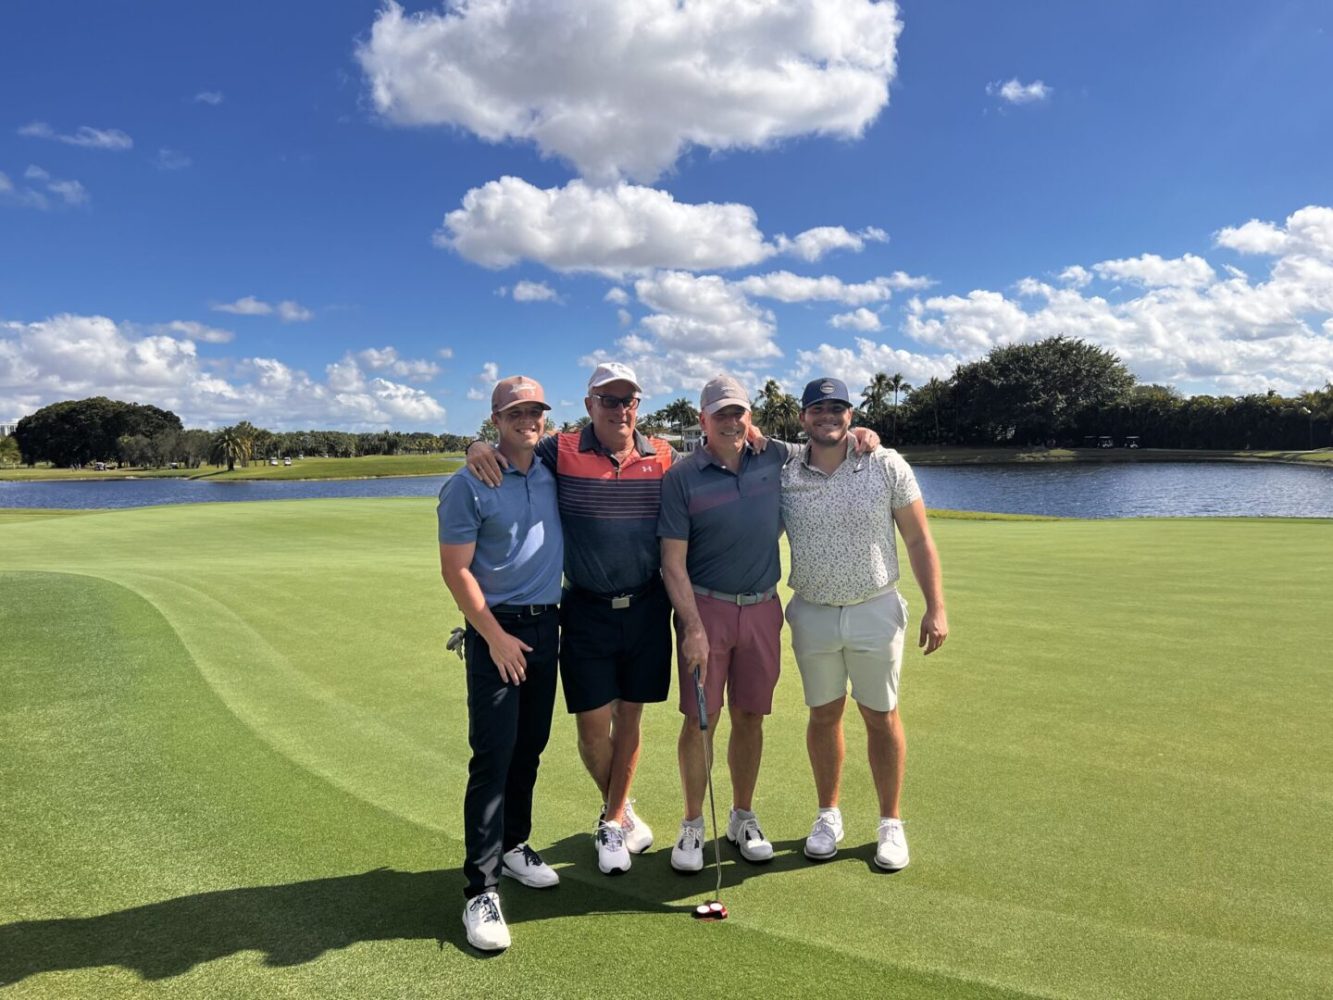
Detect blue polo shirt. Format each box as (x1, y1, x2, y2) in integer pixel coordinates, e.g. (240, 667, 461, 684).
(657, 443, 785, 594)
(437, 460, 563, 606)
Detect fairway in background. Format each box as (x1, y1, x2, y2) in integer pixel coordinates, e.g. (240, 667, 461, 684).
(1, 501, 1330, 999)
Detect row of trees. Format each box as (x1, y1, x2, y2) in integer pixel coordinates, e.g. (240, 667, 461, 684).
(10, 398, 474, 469)
(874, 337, 1332, 450)
(11, 341, 1332, 468)
(611, 337, 1332, 451)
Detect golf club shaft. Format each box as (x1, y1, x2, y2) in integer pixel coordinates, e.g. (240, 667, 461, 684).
(693, 668, 723, 901)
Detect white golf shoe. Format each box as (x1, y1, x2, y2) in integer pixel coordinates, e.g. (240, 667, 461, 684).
(595, 819, 631, 875)
(875, 818, 910, 871)
(670, 818, 705, 872)
(804, 807, 844, 860)
(621, 800, 654, 854)
(500, 843, 560, 888)
(726, 808, 774, 863)
(462, 891, 510, 951)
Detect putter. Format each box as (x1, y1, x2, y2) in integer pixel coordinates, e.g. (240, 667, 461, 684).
(690, 666, 728, 921)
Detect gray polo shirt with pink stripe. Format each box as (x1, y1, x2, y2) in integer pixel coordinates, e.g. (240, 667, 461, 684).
(657, 443, 786, 595)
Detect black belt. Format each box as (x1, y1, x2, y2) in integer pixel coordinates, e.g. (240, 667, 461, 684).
(490, 603, 559, 618)
(568, 578, 658, 610)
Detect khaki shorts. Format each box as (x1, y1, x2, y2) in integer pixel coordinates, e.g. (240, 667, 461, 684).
(784, 588, 909, 713)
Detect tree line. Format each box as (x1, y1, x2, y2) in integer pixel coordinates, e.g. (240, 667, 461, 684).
(9, 338, 1332, 468)
(10, 398, 473, 469)
(635, 337, 1332, 452)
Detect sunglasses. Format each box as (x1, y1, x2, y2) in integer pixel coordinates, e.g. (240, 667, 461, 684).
(592, 393, 641, 410)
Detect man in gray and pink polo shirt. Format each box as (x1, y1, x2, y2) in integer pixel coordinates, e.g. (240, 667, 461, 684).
(658, 375, 786, 870)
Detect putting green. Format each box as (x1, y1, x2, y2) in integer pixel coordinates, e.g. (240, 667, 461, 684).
(1, 501, 1329, 998)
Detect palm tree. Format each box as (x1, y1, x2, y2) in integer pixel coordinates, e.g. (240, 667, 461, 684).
(210, 425, 253, 472)
(860, 373, 892, 437)
(754, 379, 800, 440)
(888, 372, 912, 445)
(661, 398, 699, 438)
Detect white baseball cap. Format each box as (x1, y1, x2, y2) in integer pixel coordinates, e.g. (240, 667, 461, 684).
(587, 361, 642, 393)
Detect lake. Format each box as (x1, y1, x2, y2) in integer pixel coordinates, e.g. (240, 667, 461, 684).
(2, 462, 1330, 518)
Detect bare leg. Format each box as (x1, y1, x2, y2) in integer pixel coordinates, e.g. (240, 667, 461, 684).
(678, 711, 719, 820)
(727, 708, 764, 812)
(576, 703, 614, 804)
(807, 697, 846, 809)
(859, 703, 905, 818)
(603, 700, 643, 823)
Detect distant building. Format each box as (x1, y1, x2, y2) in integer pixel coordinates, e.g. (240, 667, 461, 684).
(1, 419, 20, 437)
(681, 423, 702, 453)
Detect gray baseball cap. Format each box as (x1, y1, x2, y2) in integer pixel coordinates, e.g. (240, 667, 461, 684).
(700, 374, 751, 416)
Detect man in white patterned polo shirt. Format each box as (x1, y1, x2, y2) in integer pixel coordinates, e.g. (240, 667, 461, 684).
(780, 377, 948, 872)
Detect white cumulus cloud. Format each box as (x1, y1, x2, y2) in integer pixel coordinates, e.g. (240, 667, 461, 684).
(775, 225, 888, 262)
(354, 346, 440, 382)
(358, 0, 902, 183)
(439, 177, 774, 276)
(901, 208, 1333, 395)
(830, 308, 882, 331)
(0, 313, 445, 429)
(18, 121, 133, 150)
(986, 79, 1052, 105)
(440, 176, 899, 277)
(511, 280, 560, 303)
(1092, 253, 1216, 289)
(212, 296, 314, 322)
(3, 165, 88, 209)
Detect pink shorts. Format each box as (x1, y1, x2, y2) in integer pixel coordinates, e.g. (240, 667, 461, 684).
(676, 591, 783, 721)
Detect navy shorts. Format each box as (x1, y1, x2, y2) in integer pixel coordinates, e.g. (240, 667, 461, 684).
(559, 580, 672, 713)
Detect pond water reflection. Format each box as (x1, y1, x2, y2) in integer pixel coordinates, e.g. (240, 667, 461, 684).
(1, 461, 1330, 518)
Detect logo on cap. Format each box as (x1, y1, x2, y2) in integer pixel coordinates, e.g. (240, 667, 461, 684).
(820, 382, 835, 394)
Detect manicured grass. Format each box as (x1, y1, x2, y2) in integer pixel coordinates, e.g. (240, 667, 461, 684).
(0, 453, 464, 482)
(2, 502, 1330, 998)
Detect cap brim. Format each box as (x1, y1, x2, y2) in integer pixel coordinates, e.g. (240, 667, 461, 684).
(703, 398, 751, 415)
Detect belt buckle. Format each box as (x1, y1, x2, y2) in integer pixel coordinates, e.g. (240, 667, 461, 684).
(611, 594, 631, 610)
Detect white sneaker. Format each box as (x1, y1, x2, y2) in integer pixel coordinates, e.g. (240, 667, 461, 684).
(501, 843, 559, 888)
(621, 800, 654, 854)
(875, 818, 910, 871)
(726, 808, 774, 863)
(670, 818, 705, 872)
(595, 819, 631, 875)
(462, 891, 510, 951)
(804, 807, 844, 860)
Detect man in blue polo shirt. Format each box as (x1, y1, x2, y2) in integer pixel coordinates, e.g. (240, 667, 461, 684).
(438, 375, 563, 952)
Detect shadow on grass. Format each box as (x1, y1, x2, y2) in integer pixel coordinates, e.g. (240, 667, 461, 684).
(0, 850, 698, 986)
(0, 832, 888, 984)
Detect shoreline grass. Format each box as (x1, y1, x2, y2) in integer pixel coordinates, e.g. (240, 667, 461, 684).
(4, 446, 1331, 483)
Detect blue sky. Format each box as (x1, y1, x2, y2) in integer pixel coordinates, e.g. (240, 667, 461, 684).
(3, 0, 1332, 433)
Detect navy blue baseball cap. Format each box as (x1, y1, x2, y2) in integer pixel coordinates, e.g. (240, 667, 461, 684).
(800, 377, 853, 409)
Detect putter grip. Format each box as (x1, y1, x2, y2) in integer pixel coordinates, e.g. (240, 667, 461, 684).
(693, 667, 708, 731)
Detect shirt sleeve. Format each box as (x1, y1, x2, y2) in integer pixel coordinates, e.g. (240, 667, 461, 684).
(878, 449, 922, 509)
(768, 438, 803, 465)
(534, 433, 559, 471)
(656, 465, 691, 540)
(437, 474, 484, 544)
